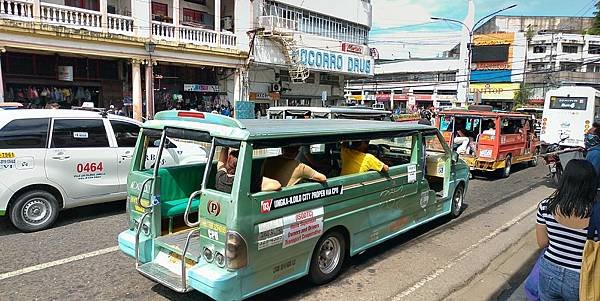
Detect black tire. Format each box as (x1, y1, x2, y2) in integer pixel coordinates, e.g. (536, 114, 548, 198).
(9, 190, 59, 232)
(308, 230, 346, 285)
(529, 148, 540, 167)
(451, 184, 465, 218)
(501, 155, 512, 178)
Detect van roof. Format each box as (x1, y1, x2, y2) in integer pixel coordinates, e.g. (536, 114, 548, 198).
(0, 109, 139, 124)
(145, 110, 432, 141)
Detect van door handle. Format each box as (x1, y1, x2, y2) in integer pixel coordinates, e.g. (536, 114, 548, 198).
(51, 155, 71, 160)
(120, 155, 133, 159)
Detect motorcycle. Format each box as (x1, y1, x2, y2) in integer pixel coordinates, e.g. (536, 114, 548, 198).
(542, 134, 585, 186)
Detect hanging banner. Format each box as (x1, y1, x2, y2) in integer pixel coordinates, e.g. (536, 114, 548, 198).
(183, 84, 220, 92)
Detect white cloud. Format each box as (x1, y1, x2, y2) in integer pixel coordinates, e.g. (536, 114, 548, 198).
(371, 0, 436, 29)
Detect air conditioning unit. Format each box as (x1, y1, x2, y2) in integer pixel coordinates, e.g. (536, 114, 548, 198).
(271, 83, 281, 92)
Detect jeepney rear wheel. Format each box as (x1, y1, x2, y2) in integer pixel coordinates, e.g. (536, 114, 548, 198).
(501, 155, 512, 178)
(9, 190, 59, 232)
(529, 148, 540, 167)
(308, 230, 346, 285)
(451, 184, 465, 218)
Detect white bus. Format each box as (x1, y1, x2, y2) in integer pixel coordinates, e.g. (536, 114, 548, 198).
(541, 86, 600, 147)
(267, 106, 392, 121)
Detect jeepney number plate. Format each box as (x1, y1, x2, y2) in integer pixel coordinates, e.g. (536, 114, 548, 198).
(479, 149, 493, 158)
(550, 166, 557, 173)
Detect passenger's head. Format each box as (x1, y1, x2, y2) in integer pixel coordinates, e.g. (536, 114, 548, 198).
(548, 159, 598, 218)
(226, 150, 238, 175)
(350, 140, 370, 152)
(282, 146, 300, 159)
(487, 121, 496, 130)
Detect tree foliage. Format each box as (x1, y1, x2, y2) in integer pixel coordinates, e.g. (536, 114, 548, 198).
(513, 83, 533, 110)
(589, 1, 600, 35)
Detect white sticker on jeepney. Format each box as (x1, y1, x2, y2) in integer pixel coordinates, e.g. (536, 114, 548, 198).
(282, 216, 323, 248)
(479, 149, 493, 158)
(407, 164, 417, 183)
(257, 207, 325, 250)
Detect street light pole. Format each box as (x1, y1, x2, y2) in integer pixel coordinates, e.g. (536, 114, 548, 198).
(432, 4, 516, 106)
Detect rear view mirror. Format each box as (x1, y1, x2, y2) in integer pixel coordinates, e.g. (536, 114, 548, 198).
(452, 152, 459, 163)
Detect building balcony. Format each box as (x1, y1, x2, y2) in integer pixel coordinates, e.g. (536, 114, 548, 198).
(0, 0, 237, 49)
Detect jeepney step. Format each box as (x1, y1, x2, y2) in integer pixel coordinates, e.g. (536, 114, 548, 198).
(137, 261, 192, 293)
(155, 229, 202, 260)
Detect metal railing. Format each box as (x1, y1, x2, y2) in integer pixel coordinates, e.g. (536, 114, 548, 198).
(40, 2, 102, 30)
(179, 25, 218, 46)
(108, 13, 133, 35)
(0, 0, 33, 20)
(258, 15, 298, 32)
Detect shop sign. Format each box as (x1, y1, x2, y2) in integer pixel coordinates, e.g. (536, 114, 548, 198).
(436, 95, 457, 101)
(342, 42, 364, 54)
(393, 94, 408, 101)
(475, 62, 510, 70)
(249, 92, 280, 101)
(474, 33, 515, 46)
(58, 66, 73, 82)
(469, 83, 520, 100)
(376, 93, 390, 101)
(297, 47, 374, 76)
(415, 95, 432, 101)
(183, 84, 219, 92)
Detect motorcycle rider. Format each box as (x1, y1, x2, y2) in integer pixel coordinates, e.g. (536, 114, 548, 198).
(418, 109, 432, 126)
(585, 122, 600, 177)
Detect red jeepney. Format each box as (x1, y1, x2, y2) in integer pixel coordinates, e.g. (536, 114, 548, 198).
(436, 107, 541, 177)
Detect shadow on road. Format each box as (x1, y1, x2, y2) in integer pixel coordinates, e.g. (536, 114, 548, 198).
(0, 199, 125, 236)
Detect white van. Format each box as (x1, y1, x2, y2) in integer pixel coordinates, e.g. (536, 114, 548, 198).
(0, 110, 206, 232)
(541, 86, 600, 147)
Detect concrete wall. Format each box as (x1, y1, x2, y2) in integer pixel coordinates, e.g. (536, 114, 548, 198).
(476, 16, 594, 34)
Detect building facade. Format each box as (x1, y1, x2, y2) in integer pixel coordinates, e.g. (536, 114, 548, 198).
(244, 0, 374, 112)
(345, 58, 459, 112)
(0, 0, 253, 119)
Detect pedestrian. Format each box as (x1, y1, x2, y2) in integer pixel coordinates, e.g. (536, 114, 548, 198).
(536, 159, 598, 301)
(418, 110, 432, 125)
(585, 122, 600, 177)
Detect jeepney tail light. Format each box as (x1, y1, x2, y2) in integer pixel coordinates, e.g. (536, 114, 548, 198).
(178, 111, 205, 119)
(226, 231, 248, 269)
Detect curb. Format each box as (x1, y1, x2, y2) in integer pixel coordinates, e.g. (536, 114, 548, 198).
(448, 229, 540, 301)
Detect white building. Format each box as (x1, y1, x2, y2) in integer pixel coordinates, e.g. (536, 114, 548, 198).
(525, 33, 600, 101)
(345, 58, 459, 112)
(244, 0, 374, 110)
(0, 0, 255, 119)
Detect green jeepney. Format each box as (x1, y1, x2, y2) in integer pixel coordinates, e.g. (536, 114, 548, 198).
(118, 110, 470, 300)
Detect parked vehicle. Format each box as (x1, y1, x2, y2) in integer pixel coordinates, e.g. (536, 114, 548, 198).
(541, 86, 600, 148)
(541, 134, 585, 186)
(267, 106, 392, 121)
(0, 109, 206, 232)
(437, 106, 540, 177)
(118, 111, 470, 300)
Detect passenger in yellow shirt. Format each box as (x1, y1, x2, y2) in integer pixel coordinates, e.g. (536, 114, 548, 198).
(340, 141, 389, 176)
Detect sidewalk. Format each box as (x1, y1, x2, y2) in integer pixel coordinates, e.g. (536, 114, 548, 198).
(448, 229, 540, 301)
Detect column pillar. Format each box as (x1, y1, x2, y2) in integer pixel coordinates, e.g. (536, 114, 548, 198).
(100, 0, 108, 33)
(145, 60, 155, 119)
(173, 0, 180, 40)
(32, 0, 41, 20)
(214, 0, 221, 45)
(0, 48, 5, 103)
(132, 60, 143, 121)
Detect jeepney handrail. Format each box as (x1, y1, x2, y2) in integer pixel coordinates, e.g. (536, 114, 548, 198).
(180, 229, 197, 290)
(184, 190, 202, 227)
(136, 178, 154, 210)
(135, 210, 153, 268)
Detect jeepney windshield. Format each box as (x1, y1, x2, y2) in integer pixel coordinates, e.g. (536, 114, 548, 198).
(136, 128, 210, 171)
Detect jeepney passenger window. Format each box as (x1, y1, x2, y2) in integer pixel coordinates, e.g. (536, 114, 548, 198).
(369, 134, 415, 167)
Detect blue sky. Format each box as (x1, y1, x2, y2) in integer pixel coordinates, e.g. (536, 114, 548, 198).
(370, 0, 597, 58)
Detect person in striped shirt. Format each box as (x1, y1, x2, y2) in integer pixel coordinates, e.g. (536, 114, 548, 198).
(536, 159, 598, 301)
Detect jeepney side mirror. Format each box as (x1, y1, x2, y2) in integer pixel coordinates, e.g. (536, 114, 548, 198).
(451, 152, 459, 163)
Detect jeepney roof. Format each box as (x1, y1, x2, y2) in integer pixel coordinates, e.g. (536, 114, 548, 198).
(143, 110, 432, 141)
(267, 106, 392, 115)
(438, 110, 530, 118)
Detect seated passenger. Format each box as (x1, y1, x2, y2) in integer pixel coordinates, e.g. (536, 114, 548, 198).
(340, 141, 389, 176)
(263, 146, 327, 187)
(216, 147, 281, 193)
(482, 121, 496, 136)
(454, 121, 473, 155)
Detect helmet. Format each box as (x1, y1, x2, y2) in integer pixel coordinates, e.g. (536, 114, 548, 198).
(420, 110, 432, 120)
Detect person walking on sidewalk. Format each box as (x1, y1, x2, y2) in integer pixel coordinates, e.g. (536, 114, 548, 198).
(536, 159, 598, 301)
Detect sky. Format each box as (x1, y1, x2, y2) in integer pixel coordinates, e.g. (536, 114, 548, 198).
(369, 0, 597, 59)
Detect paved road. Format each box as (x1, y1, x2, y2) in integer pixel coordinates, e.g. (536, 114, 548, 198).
(0, 163, 550, 300)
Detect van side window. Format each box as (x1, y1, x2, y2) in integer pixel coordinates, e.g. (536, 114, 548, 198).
(51, 119, 109, 148)
(110, 121, 139, 148)
(0, 118, 50, 149)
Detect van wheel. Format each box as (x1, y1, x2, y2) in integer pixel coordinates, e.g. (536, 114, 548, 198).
(308, 230, 346, 285)
(529, 148, 540, 167)
(501, 155, 512, 178)
(9, 190, 59, 232)
(451, 185, 465, 218)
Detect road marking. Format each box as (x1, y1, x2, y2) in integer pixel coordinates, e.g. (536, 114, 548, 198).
(392, 203, 539, 300)
(0, 246, 119, 281)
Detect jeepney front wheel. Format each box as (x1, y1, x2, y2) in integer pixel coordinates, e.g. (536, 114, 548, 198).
(451, 184, 465, 218)
(501, 155, 512, 178)
(308, 230, 346, 285)
(9, 190, 59, 232)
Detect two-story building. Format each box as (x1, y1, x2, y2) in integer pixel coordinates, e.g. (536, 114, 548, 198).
(244, 0, 374, 111)
(0, 0, 252, 119)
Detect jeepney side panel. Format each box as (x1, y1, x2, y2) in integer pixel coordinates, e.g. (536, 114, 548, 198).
(234, 134, 449, 299)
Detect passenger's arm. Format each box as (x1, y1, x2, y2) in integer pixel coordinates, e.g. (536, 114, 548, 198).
(261, 177, 281, 192)
(381, 164, 390, 173)
(217, 147, 229, 170)
(303, 164, 327, 183)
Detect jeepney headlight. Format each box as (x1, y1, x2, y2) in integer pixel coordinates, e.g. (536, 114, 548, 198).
(226, 231, 248, 269)
(142, 222, 150, 236)
(215, 252, 225, 267)
(203, 247, 214, 263)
